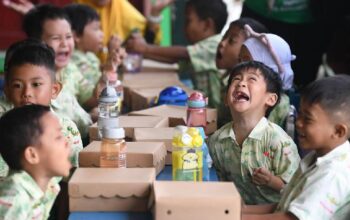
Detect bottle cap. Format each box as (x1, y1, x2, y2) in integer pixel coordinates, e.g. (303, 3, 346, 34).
(157, 86, 188, 106)
(99, 85, 118, 103)
(102, 127, 125, 139)
(188, 92, 206, 108)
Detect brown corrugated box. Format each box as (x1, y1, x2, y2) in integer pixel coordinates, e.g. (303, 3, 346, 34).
(79, 141, 166, 175)
(133, 127, 174, 165)
(89, 115, 168, 142)
(129, 105, 217, 135)
(140, 59, 178, 73)
(69, 168, 156, 212)
(122, 72, 180, 109)
(152, 181, 241, 220)
(129, 85, 197, 111)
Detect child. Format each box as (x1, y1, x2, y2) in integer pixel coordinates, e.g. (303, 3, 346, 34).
(215, 17, 268, 126)
(208, 61, 300, 205)
(0, 39, 83, 177)
(216, 17, 268, 70)
(21, 4, 93, 138)
(126, 0, 228, 109)
(64, 3, 126, 95)
(0, 105, 71, 219)
(242, 75, 350, 220)
(238, 25, 295, 128)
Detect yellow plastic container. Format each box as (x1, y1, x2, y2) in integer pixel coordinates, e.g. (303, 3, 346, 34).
(172, 127, 203, 181)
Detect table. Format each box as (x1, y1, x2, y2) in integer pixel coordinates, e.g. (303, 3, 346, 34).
(68, 166, 218, 220)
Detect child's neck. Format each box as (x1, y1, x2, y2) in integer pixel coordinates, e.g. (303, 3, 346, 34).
(232, 113, 264, 146)
(26, 169, 52, 192)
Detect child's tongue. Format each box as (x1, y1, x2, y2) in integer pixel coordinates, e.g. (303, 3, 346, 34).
(56, 52, 68, 62)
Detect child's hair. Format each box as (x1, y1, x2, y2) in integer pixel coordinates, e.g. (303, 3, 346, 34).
(0, 105, 51, 170)
(229, 17, 268, 34)
(301, 75, 350, 132)
(186, 0, 228, 34)
(64, 3, 100, 37)
(227, 61, 282, 116)
(4, 39, 56, 84)
(22, 4, 71, 39)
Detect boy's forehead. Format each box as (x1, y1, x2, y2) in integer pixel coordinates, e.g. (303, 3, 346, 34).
(235, 67, 263, 76)
(9, 64, 53, 80)
(42, 18, 71, 34)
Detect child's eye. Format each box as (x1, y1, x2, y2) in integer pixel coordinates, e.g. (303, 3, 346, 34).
(228, 37, 236, 44)
(32, 82, 42, 87)
(66, 35, 73, 40)
(11, 83, 22, 89)
(249, 77, 257, 81)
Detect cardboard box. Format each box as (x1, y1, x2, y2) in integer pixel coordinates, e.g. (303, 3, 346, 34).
(122, 73, 180, 109)
(89, 115, 168, 142)
(69, 168, 156, 212)
(79, 141, 167, 175)
(130, 85, 197, 111)
(133, 127, 175, 165)
(153, 181, 241, 220)
(140, 59, 179, 73)
(129, 105, 218, 135)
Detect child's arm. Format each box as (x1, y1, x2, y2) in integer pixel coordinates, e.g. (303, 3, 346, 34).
(252, 167, 285, 191)
(242, 212, 297, 220)
(125, 33, 189, 63)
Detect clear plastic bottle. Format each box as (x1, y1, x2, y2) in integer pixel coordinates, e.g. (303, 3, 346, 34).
(97, 85, 120, 139)
(100, 127, 126, 168)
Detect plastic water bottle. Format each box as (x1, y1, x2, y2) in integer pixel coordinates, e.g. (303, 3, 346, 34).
(187, 92, 207, 128)
(97, 84, 120, 139)
(100, 127, 126, 168)
(187, 92, 211, 181)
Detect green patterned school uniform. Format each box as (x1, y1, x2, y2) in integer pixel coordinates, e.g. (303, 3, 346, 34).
(179, 34, 223, 109)
(57, 62, 95, 106)
(208, 117, 300, 204)
(0, 171, 61, 220)
(71, 50, 101, 87)
(276, 141, 350, 220)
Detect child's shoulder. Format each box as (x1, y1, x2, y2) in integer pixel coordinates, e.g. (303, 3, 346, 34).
(210, 122, 233, 141)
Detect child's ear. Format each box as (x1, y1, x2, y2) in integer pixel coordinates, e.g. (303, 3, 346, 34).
(266, 93, 278, 107)
(203, 18, 215, 32)
(73, 31, 80, 45)
(23, 146, 40, 165)
(334, 123, 348, 140)
(51, 82, 62, 99)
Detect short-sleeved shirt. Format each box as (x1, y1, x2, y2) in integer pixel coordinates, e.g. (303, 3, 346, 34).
(52, 88, 93, 139)
(71, 50, 101, 87)
(208, 117, 300, 205)
(0, 101, 83, 177)
(0, 171, 61, 220)
(57, 62, 95, 106)
(276, 141, 350, 220)
(179, 34, 223, 109)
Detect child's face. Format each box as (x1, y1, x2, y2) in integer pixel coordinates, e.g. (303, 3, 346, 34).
(216, 25, 246, 69)
(41, 19, 74, 71)
(76, 20, 104, 53)
(184, 6, 206, 44)
(36, 112, 71, 177)
(5, 64, 60, 107)
(226, 68, 276, 116)
(296, 101, 337, 156)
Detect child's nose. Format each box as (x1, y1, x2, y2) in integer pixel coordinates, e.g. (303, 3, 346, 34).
(22, 85, 32, 97)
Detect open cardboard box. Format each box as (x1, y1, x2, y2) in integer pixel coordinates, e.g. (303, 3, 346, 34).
(129, 85, 197, 111)
(89, 115, 168, 142)
(79, 141, 166, 175)
(152, 181, 241, 220)
(133, 127, 175, 165)
(129, 105, 217, 135)
(69, 168, 156, 212)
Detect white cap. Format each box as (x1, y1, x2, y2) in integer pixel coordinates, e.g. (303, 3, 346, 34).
(102, 127, 125, 139)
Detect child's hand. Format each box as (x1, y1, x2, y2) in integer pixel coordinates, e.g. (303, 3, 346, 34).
(2, 0, 34, 15)
(252, 167, 272, 186)
(125, 32, 148, 54)
(108, 35, 122, 53)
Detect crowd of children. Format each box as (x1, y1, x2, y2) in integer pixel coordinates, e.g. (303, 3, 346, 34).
(0, 0, 349, 219)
